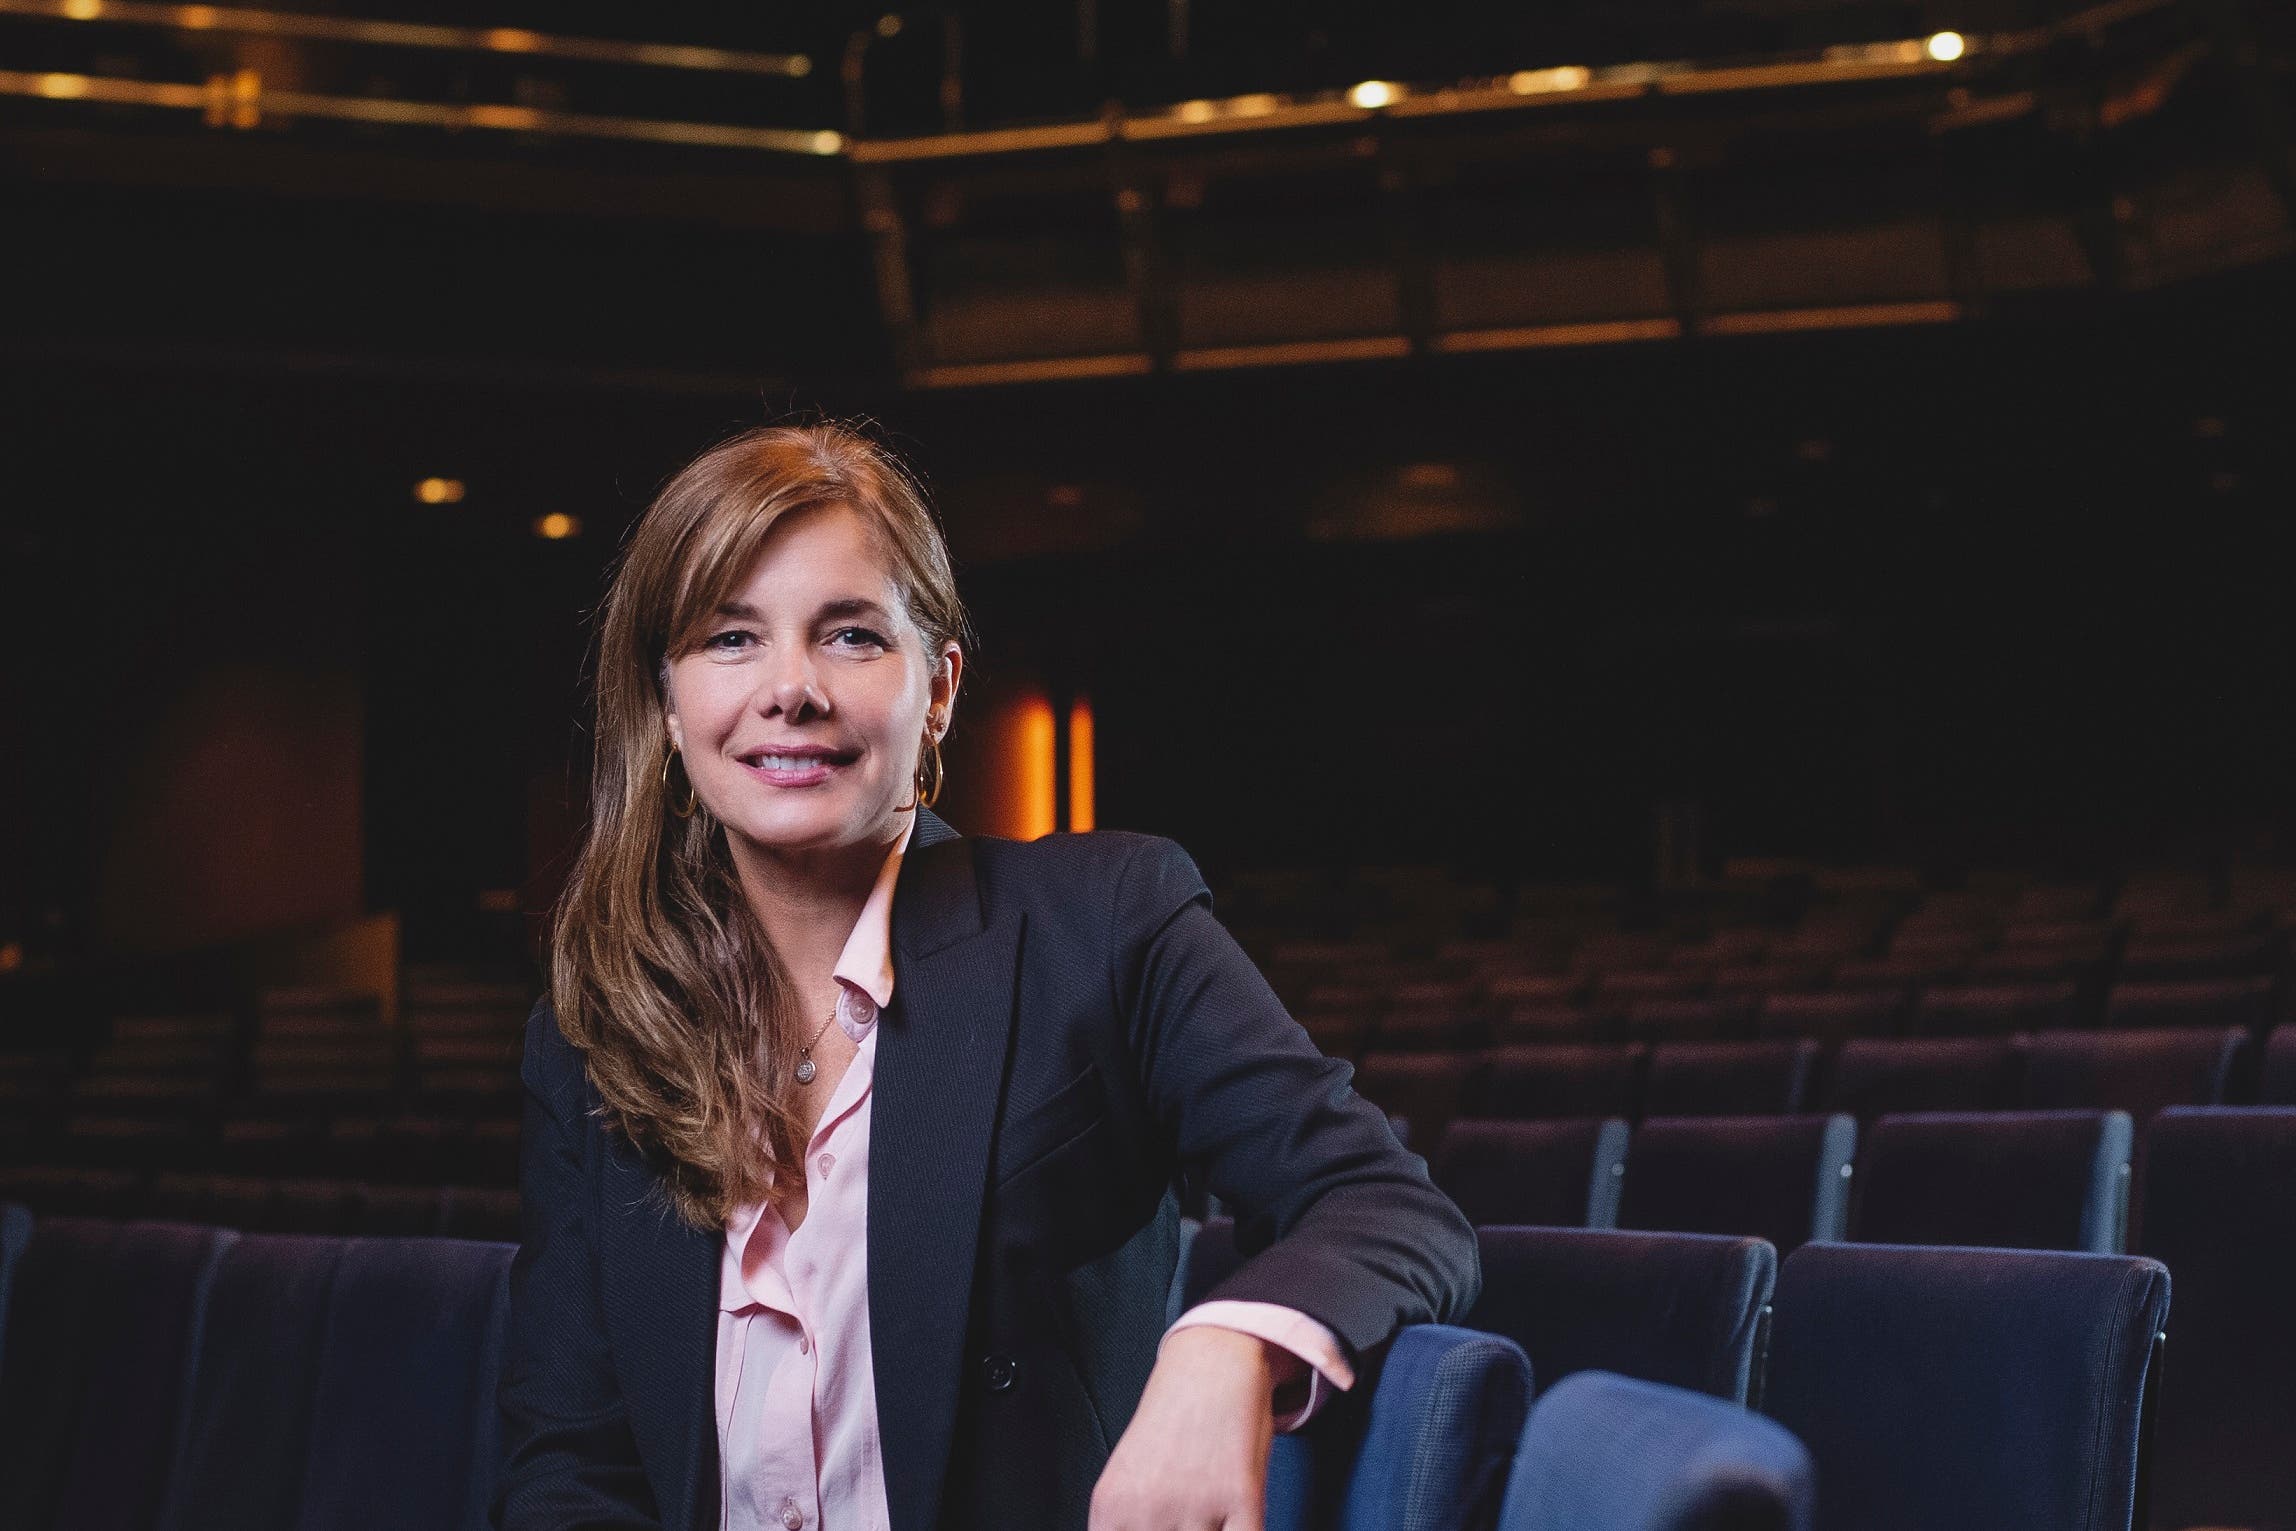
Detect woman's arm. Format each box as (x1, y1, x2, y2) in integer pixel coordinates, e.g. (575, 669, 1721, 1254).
(1111, 835, 1480, 1346)
(1089, 835, 1479, 1531)
(491, 1005, 665, 1531)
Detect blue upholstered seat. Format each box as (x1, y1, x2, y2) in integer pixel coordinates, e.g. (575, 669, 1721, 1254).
(0, 1217, 237, 1531)
(161, 1233, 346, 1531)
(1644, 1042, 1819, 1118)
(1501, 1371, 1814, 1531)
(0, 1204, 28, 1383)
(294, 1236, 514, 1531)
(1821, 1038, 2023, 1118)
(1468, 1227, 1775, 1403)
(2140, 1107, 2296, 1531)
(1481, 1045, 1645, 1120)
(1617, 1116, 1856, 1257)
(1432, 1118, 1631, 1228)
(2022, 1027, 2246, 1120)
(1852, 1109, 2132, 1252)
(1266, 1323, 1533, 1531)
(1763, 1241, 2169, 1531)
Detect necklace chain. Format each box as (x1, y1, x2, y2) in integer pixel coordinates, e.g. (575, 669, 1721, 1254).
(794, 997, 840, 1085)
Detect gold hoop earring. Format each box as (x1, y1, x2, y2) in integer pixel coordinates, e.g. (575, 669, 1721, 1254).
(660, 744, 699, 819)
(895, 721, 945, 813)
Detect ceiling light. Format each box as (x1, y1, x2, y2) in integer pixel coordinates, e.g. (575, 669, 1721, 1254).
(1925, 31, 1966, 62)
(414, 477, 465, 504)
(1347, 80, 1399, 110)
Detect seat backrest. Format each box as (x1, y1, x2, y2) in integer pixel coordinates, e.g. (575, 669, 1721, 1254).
(1853, 1110, 2132, 1253)
(1624, 998, 1759, 1045)
(1268, 1324, 1533, 1531)
(1757, 991, 1905, 1044)
(1500, 1370, 1815, 1531)
(1617, 1116, 1856, 1257)
(2138, 1107, 2296, 1530)
(1763, 1241, 2169, 1531)
(2022, 1027, 2246, 1119)
(1355, 1053, 1480, 1144)
(1821, 1038, 2023, 1118)
(1909, 982, 2082, 1037)
(1432, 1118, 1631, 1229)
(2262, 1026, 2296, 1104)
(0, 1217, 237, 1531)
(291, 1236, 514, 1531)
(1644, 1042, 1819, 1118)
(1469, 1227, 1776, 1403)
(1481, 1045, 1645, 1120)
(0, 1204, 27, 1383)
(162, 1234, 346, 1531)
(2107, 977, 2279, 1033)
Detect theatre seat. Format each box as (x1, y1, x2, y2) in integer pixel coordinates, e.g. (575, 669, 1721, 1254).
(1354, 1053, 1479, 1144)
(1821, 1038, 2023, 1118)
(2139, 1107, 2296, 1531)
(161, 1234, 344, 1531)
(1762, 1241, 2169, 1531)
(295, 1237, 515, 1531)
(2262, 1027, 2296, 1104)
(2021, 1027, 2246, 1120)
(1482, 1044, 1645, 1120)
(2107, 976, 2280, 1033)
(1757, 991, 1905, 1044)
(1432, 1118, 1631, 1228)
(0, 1217, 237, 1531)
(1468, 1227, 1775, 1403)
(1267, 1324, 1532, 1531)
(1908, 982, 2083, 1037)
(1852, 1110, 2133, 1253)
(1617, 1116, 1856, 1257)
(1500, 1371, 1814, 1531)
(1644, 1041, 1818, 1117)
(0, 1205, 27, 1380)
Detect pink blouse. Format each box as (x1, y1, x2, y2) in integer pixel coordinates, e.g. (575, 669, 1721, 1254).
(713, 816, 1354, 1531)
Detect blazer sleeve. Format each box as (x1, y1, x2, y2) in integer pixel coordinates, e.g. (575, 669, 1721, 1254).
(492, 1003, 664, 1531)
(1110, 836, 1480, 1362)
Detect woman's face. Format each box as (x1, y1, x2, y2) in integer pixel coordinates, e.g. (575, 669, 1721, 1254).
(662, 501, 959, 864)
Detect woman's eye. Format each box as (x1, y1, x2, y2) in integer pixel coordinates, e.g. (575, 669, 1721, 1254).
(829, 626, 889, 650)
(704, 630, 755, 652)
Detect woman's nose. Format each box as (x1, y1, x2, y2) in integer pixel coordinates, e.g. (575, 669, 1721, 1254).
(765, 659, 830, 719)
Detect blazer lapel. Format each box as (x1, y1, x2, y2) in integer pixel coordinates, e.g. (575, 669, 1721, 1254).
(597, 1129, 722, 1531)
(870, 807, 1024, 1531)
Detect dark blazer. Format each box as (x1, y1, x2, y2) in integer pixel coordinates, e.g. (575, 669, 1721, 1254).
(494, 806, 1479, 1531)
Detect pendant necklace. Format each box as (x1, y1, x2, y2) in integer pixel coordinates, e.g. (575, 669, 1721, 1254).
(794, 1000, 840, 1086)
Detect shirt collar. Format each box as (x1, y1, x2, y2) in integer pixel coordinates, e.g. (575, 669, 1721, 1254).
(829, 812, 913, 1013)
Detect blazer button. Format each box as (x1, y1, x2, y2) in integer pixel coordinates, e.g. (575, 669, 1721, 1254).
(979, 1353, 1019, 1393)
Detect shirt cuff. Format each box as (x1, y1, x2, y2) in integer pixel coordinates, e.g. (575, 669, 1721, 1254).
(1164, 1300, 1357, 1432)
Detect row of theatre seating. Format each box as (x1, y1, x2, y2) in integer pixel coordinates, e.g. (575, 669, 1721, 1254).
(0, 982, 534, 1185)
(1378, 1107, 2293, 1528)
(1305, 974, 2291, 1056)
(0, 1203, 2208, 1531)
(1355, 1026, 2296, 1137)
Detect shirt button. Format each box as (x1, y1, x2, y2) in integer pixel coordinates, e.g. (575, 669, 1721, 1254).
(778, 1497, 804, 1530)
(796, 1331, 812, 1355)
(818, 1152, 836, 1178)
(979, 1353, 1018, 1392)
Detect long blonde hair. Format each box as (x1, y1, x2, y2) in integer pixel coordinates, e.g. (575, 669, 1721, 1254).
(549, 421, 971, 1228)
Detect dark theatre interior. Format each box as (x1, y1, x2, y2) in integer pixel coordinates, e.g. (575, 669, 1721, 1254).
(2, 0, 2294, 1527)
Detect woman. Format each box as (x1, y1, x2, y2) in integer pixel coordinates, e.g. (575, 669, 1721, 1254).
(496, 422, 1478, 1531)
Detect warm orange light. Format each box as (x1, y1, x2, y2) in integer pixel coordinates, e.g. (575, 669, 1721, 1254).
(1067, 697, 1095, 831)
(0, 941, 22, 974)
(1925, 31, 1966, 62)
(533, 512, 582, 540)
(1347, 79, 1399, 110)
(414, 476, 465, 504)
(1006, 693, 1057, 839)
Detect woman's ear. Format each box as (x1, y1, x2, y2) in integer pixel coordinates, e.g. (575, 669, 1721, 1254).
(933, 644, 963, 731)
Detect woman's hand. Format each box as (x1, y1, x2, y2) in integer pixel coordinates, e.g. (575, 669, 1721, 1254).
(1089, 1326, 1289, 1531)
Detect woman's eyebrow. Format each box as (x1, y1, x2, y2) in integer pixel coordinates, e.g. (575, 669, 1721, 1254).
(711, 597, 890, 621)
